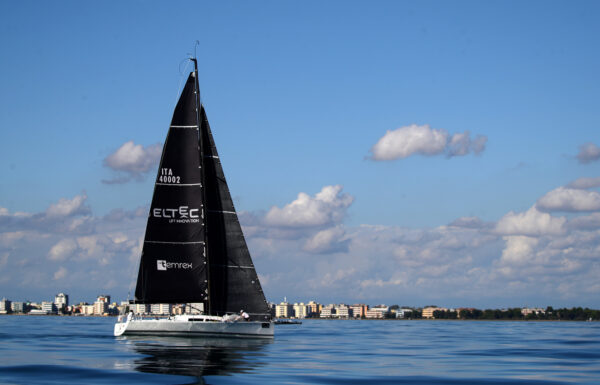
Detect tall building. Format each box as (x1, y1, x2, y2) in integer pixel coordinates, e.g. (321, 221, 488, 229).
(54, 293, 69, 311)
(151, 303, 172, 315)
(96, 295, 110, 304)
(293, 303, 309, 319)
(41, 301, 57, 314)
(307, 300, 321, 317)
(275, 301, 293, 318)
(132, 303, 149, 314)
(350, 304, 367, 318)
(11, 301, 24, 313)
(335, 304, 352, 318)
(0, 298, 11, 314)
(320, 304, 336, 318)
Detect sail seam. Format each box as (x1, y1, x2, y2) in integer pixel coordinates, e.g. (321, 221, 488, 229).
(155, 183, 202, 186)
(207, 210, 236, 214)
(213, 264, 254, 269)
(170, 125, 198, 128)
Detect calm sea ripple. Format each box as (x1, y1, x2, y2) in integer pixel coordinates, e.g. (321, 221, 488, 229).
(0, 315, 598, 384)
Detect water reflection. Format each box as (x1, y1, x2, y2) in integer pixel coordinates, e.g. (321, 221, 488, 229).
(122, 336, 272, 383)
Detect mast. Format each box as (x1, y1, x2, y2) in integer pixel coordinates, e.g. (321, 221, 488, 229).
(191, 57, 211, 315)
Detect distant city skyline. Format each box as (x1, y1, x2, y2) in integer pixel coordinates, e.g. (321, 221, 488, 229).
(1, 2, 600, 308)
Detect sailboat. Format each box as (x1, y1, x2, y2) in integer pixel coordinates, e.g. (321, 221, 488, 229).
(114, 58, 273, 338)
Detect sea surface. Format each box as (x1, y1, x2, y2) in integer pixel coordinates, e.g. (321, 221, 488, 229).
(0, 316, 598, 384)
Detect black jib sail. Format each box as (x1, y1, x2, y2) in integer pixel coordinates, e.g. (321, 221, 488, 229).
(134, 65, 270, 320)
(201, 106, 271, 320)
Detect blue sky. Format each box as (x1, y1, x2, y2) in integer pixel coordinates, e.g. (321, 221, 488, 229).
(1, 1, 599, 308)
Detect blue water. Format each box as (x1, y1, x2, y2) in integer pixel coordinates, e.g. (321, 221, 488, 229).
(0, 316, 598, 384)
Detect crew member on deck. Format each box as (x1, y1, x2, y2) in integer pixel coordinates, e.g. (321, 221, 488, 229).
(240, 310, 250, 321)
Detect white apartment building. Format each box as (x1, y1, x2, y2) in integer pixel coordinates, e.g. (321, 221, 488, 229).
(41, 301, 57, 314)
(11, 301, 24, 313)
(82, 304, 95, 315)
(132, 303, 149, 314)
(320, 304, 336, 318)
(350, 304, 367, 318)
(0, 298, 11, 314)
(276, 301, 293, 318)
(293, 303, 309, 319)
(54, 293, 69, 311)
(396, 308, 413, 318)
(151, 303, 172, 315)
(335, 304, 352, 318)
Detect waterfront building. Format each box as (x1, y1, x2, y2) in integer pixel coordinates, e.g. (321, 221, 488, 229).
(366, 305, 390, 319)
(82, 304, 95, 315)
(96, 295, 111, 304)
(307, 300, 321, 317)
(396, 308, 413, 318)
(151, 303, 172, 315)
(320, 304, 336, 318)
(275, 300, 293, 318)
(293, 303, 309, 319)
(335, 304, 352, 318)
(422, 306, 446, 319)
(132, 303, 149, 315)
(93, 300, 108, 315)
(41, 301, 57, 314)
(350, 304, 367, 318)
(54, 293, 69, 311)
(0, 298, 11, 314)
(11, 301, 24, 313)
(522, 307, 545, 316)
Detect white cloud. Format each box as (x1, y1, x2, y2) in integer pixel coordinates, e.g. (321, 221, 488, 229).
(46, 193, 90, 217)
(499, 235, 539, 266)
(103, 141, 162, 184)
(537, 187, 600, 212)
(264, 185, 353, 228)
(53, 267, 68, 280)
(369, 124, 487, 161)
(566, 177, 600, 190)
(568, 213, 600, 230)
(303, 226, 348, 254)
(495, 206, 566, 236)
(48, 238, 77, 261)
(576, 142, 600, 164)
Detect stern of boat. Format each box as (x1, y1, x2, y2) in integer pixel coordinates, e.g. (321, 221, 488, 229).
(114, 312, 132, 336)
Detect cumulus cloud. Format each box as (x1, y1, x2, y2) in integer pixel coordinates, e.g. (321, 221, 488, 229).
(499, 235, 539, 266)
(102, 141, 162, 184)
(495, 206, 566, 236)
(576, 142, 600, 164)
(537, 187, 600, 212)
(369, 124, 487, 161)
(53, 266, 68, 280)
(264, 185, 353, 228)
(303, 226, 349, 254)
(567, 177, 600, 190)
(48, 238, 77, 261)
(46, 193, 90, 217)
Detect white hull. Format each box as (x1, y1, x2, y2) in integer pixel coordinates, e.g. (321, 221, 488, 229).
(114, 314, 274, 338)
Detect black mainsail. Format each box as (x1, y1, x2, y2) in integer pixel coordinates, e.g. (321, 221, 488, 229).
(134, 63, 270, 320)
